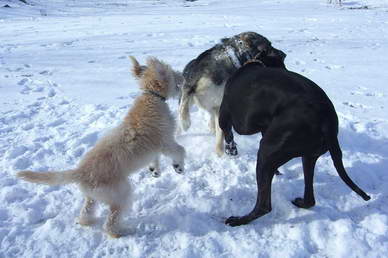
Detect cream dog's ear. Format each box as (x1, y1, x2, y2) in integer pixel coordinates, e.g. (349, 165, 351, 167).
(129, 56, 147, 79)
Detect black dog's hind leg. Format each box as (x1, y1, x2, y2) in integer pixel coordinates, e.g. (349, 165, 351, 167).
(292, 155, 319, 209)
(225, 143, 291, 227)
(219, 108, 238, 156)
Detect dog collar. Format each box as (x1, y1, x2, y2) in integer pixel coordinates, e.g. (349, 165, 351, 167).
(244, 58, 266, 67)
(145, 90, 166, 102)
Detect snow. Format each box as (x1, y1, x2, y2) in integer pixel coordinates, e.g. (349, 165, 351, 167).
(1, 0, 388, 257)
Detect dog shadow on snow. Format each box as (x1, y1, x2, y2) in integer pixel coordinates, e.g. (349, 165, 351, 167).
(132, 126, 388, 238)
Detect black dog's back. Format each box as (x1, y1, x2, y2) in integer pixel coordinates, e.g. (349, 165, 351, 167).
(223, 63, 334, 136)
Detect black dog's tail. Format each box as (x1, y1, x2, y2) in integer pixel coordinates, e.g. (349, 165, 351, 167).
(322, 122, 371, 201)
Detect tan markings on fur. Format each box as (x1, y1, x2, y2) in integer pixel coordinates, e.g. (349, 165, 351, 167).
(193, 77, 225, 112)
(187, 76, 226, 153)
(214, 109, 224, 156)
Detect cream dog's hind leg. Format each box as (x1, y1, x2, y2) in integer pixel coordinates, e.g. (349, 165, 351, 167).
(105, 204, 123, 238)
(101, 180, 132, 238)
(77, 197, 97, 226)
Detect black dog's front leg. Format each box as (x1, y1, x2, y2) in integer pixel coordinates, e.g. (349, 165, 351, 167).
(225, 149, 276, 227)
(225, 166, 274, 226)
(225, 141, 293, 227)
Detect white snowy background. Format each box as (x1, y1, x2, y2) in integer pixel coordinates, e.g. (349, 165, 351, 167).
(1, 0, 388, 257)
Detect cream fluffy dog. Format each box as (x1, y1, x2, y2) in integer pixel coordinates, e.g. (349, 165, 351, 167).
(17, 56, 185, 238)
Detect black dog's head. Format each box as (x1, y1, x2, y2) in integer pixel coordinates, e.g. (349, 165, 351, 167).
(259, 48, 287, 69)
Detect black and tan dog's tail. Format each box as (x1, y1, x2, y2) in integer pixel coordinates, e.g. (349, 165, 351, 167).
(17, 169, 79, 186)
(323, 125, 371, 201)
(179, 87, 193, 131)
(129, 56, 147, 79)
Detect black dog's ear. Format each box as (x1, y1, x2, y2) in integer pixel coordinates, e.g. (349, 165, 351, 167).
(268, 49, 287, 62)
(254, 43, 269, 59)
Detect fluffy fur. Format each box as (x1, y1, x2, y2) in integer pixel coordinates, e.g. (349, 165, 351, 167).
(179, 32, 286, 156)
(17, 56, 185, 238)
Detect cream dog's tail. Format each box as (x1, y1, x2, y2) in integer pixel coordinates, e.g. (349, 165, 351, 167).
(17, 169, 79, 186)
(129, 56, 147, 79)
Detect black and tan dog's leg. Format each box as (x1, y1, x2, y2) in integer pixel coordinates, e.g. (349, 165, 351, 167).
(209, 111, 216, 134)
(292, 155, 319, 208)
(225, 150, 275, 226)
(162, 141, 185, 174)
(219, 108, 238, 156)
(214, 109, 225, 157)
(149, 155, 161, 178)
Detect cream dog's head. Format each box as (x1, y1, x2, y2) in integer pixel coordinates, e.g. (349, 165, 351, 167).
(130, 56, 183, 100)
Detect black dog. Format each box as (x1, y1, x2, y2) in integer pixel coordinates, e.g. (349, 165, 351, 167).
(219, 61, 371, 227)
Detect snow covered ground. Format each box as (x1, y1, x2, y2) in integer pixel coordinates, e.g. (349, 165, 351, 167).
(1, 0, 388, 257)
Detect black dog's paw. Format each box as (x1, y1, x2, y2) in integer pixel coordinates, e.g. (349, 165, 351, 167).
(225, 216, 248, 227)
(275, 170, 282, 176)
(291, 197, 315, 209)
(225, 142, 238, 156)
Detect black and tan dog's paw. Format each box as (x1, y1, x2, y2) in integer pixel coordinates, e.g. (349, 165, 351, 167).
(225, 142, 238, 156)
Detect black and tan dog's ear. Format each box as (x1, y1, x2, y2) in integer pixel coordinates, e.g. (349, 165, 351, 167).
(220, 37, 231, 44)
(129, 56, 147, 79)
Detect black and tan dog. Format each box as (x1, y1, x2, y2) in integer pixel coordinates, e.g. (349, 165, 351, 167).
(179, 32, 286, 156)
(219, 60, 370, 227)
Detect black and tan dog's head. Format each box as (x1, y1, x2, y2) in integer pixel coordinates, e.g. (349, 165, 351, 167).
(225, 31, 287, 69)
(129, 56, 183, 99)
